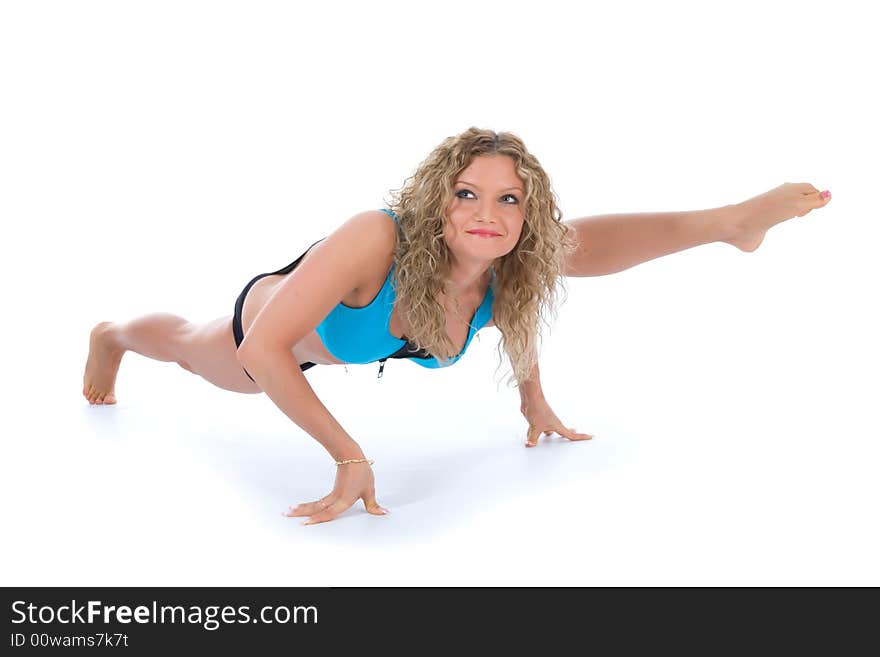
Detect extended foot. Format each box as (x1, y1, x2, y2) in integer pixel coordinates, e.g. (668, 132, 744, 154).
(724, 183, 832, 253)
(83, 322, 124, 405)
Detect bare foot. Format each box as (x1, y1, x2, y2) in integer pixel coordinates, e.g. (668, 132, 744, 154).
(83, 322, 124, 405)
(725, 182, 832, 253)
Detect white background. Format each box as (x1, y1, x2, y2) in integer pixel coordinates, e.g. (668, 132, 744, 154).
(1, 0, 877, 586)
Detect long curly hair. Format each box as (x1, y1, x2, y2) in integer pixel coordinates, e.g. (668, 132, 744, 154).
(384, 127, 579, 388)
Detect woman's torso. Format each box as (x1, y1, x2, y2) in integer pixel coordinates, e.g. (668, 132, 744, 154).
(239, 211, 488, 367)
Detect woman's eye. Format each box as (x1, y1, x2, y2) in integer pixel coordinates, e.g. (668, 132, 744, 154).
(455, 189, 519, 204)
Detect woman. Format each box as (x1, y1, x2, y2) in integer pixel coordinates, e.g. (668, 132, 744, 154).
(82, 127, 832, 525)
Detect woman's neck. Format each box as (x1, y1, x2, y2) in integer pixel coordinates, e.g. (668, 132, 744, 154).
(444, 259, 493, 297)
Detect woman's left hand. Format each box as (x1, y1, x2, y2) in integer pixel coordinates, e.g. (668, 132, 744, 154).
(520, 398, 594, 448)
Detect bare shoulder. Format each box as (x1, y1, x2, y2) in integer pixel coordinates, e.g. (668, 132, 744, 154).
(327, 209, 397, 254)
(308, 209, 397, 267)
(337, 209, 398, 287)
(353, 209, 399, 252)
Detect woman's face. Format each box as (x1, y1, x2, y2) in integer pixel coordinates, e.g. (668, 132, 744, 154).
(443, 154, 525, 269)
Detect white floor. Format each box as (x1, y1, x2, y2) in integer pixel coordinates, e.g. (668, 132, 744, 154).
(4, 238, 878, 586)
(2, 0, 877, 586)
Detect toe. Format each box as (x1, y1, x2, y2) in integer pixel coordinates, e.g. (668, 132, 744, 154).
(104, 393, 117, 404)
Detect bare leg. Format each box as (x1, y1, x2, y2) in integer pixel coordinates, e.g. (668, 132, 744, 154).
(563, 184, 832, 278)
(83, 313, 260, 404)
(562, 205, 737, 277)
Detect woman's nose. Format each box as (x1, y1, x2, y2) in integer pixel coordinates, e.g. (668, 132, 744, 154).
(474, 203, 498, 223)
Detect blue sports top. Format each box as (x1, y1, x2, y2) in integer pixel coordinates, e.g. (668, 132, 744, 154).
(314, 208, 495, 372)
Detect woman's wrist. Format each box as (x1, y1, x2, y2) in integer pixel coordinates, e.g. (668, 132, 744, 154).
(519, 386, 547, 411)
(335, 457, 374, 466)
(329, 439, 367, 463)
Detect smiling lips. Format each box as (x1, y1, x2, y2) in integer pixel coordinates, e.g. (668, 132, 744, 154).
(467, 229, 501, 237)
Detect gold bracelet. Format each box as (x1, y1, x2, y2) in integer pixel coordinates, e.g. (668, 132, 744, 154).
(334, 458, 374, 466)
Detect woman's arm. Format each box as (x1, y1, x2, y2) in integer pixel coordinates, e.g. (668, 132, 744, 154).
(518, 351, 545, 411)
(514, 344, 593, 447)
(240, 347, 387, 524)
(237, 211, 397, 524)
(239, 348, 366, 461)
(481, 320, 548, 410)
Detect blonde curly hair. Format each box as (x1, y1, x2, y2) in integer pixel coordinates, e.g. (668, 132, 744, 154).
(384, 126, 579, 388)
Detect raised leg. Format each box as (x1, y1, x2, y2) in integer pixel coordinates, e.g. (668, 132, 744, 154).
(562, 184, 832, 278)
(83, 313, 261, 404)
(562, 205, 737, 277)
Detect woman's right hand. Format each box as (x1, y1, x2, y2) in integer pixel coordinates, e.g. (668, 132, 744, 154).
(284, 461, 389, 525)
